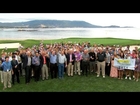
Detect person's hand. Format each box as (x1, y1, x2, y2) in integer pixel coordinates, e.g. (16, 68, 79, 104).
(12, 71, 14, 75)
(15, 65, 17, 68)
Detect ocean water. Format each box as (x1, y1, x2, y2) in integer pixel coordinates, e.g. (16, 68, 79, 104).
(0, 28, 140, 40)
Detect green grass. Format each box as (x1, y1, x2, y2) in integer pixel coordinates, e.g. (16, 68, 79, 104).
(1, 37, 140, 52)
(0, 73, 139, 92)
(0, 37, 140, 92)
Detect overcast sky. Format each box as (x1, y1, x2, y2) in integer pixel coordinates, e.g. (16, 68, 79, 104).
(0, 13, 139, 27)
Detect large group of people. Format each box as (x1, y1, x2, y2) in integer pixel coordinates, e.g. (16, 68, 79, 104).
(0, 41, 140, 90)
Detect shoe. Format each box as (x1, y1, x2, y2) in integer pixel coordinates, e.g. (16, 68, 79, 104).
(134, 78, 136, 81)
(8, 86, 11, 88)
(97, 75, 99, 77)
(129, 77, 131, 80)
(125, 77, 127, 79)
(3, 87, 6, 90)
(136, 79, 139, 82)
(103, 76, 105, 78)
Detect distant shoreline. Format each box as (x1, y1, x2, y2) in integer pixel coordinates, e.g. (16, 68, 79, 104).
(0, 37, 140, 41)
(0, 38, 60, 40)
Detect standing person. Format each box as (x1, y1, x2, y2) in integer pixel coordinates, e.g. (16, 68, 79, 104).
(66, 49, 75, 77)
(81, 49, 90, 76)
(134, 54, 140, 82)
(22, 51, 32, 84)
(49, 50, 58, 79)
(130, 50, 137, 79)
(88, 48, 96, 74)
(105, 49, 111, 76)
(20, 49, 26, 76)
(57, 50, 67, 79)
(117, 51, 124, 80)
(0, 56, 13, 90)
(0, 57, 4, 83)
(124, 52, 132, 80)
(64, 49, 68, 74)
(40, 50, 50, 80)
(74, 49, 82, 75)
(110, 52, 118, 78)
(96, 48, 106, 78)
(79, 48, 83, 73)
(17, 51, 22, 76)
(11, 55, 20, 85)
(32, 51, 41, 82)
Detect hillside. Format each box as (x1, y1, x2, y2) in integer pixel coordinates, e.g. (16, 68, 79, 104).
(0, 20, 134, 28)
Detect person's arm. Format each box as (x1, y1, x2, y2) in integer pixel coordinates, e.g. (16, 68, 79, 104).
(0, 62, 4, 68)
(87, 54, 90, 61)
(108, 55, 111, 66)
(64, 55, 67, 67)
(10, 62, 14, 75)
(32, 57, 36, 65)
(104, 52, 107, 61)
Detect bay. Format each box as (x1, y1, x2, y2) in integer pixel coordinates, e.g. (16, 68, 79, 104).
(0, 28, 140, 40)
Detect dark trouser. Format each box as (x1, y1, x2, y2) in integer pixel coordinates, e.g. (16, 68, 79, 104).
(89, 61, 96, 74)
(18, 63, 22, 76)
(82, 61, 89, 76)
(34, 65, 40, 81)
(25, 66, 32, 84)
(31, 65, 35, 78)
(50, 63, 58, 79)
(105, 63, 111, 76)
(12, 68, 20, 84)
(64, 63, 67, 73)
(80, 60, 83, 71)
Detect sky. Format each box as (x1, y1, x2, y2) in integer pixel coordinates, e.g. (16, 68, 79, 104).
(0, 13, 140, 27)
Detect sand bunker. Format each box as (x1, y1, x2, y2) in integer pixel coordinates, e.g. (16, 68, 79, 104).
(0, 43, 21, 49)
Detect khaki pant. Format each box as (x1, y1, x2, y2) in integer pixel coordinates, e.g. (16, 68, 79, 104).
(3, 71, 12, 88)
(68, 63, 74, 76)
(0, 71, 3, 83)
(74, 61, 81, 75)
(97, 61, 105, 76)
(41, 64, 48, 80)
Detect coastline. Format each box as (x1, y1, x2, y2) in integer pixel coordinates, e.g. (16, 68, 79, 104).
(0, 38, 55, 40)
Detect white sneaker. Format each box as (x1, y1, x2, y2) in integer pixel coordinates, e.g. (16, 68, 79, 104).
(103, 76, 105, 78)
(125, 77, 127, 79)
(97, 75, 99, 77)
(129, 77, 131, 80)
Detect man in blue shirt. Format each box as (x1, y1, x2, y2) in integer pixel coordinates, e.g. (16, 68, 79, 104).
(49, 50, 58, 79)
(0, 56, 13, 90)
(32, 51, 40, 82)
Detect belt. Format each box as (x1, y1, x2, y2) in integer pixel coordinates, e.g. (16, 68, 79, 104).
(4, 70, 11, 72)
(98, 61, 104, 62)
(35, 65, 40, 66)
(83, 61, 88, 62)
(50, 63, 56, 64)
(59, 63, 64, 64)
(27, 65, 31, 67)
